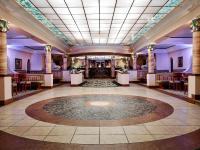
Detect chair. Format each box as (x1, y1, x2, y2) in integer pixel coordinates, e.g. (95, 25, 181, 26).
(184, 82, 188, 94)
(12, 77, 18, 96)
(182, 73, 188, 94)
(169, 73, 182, 90)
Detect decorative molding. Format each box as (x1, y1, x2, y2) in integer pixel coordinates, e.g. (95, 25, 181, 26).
(0, 19, 9, 32)
(45, 45, 52, 53)
(192, 17, 200, 32)
(147, 44, 155, 51)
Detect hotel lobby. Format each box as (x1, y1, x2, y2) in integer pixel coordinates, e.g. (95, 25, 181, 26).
(1, 0, 200, 149)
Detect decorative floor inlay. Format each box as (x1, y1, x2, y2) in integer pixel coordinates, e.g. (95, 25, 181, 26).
(81, 79, 119, 87)
(25, 94, 174, 126)
(43, 95, 156, 120)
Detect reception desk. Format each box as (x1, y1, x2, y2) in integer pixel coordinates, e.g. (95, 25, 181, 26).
(70, 71, 84, 86)
(116, 71, 129, 86)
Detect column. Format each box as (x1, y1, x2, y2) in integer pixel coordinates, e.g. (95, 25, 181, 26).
(85, 56, 89, 78)
(146, 44, 157, 86)
(0, 19, 12, 105)
(62, 54, 70, 82)
(188, 17, 200, 100)
(132, 54, 137, 70)
(111, 56, 115, 78)
(63, 55, 67, 70)
(44, 45, 53, 87)
(129, 53, 138, 82)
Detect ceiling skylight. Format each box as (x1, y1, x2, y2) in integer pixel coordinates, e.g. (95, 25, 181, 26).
(16, 0, 182, 45)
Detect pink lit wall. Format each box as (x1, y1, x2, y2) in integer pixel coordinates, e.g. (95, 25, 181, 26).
(168, 48, 192, 71)
(7, 49, 32, 71)
(156, 53, 170, 71)
(31, 53, 44, 70)
(156, 48, 192, 72)
(7, 48, 43, 72)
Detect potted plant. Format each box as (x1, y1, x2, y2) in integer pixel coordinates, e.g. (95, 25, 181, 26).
(117, 58, 128, 74)
(71, 58, 81, 74)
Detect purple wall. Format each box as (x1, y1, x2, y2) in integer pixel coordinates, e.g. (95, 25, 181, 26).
(7, 48, 43, 72)
(31, 53, 44, 71)
(156, 53, 170, 71)
(168, 48, 192, 71)
(156, 48, 192, 72)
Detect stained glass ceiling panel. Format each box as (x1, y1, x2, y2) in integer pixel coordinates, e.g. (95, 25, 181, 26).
(17, 0, 183, 45)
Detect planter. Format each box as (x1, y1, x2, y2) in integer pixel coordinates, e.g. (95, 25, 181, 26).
(116, 71, 129, 86)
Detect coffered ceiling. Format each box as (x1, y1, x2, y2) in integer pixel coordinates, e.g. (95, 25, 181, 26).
(16, 0, 183, 46)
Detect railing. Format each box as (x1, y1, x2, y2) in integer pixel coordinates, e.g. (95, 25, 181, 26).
(30, 70, 63, 80)
(156, 73, 173, 81)
(26, 74, 44, 82)
(156, 72, 191, 82)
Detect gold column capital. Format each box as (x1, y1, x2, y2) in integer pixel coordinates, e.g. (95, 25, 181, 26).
(45, 45, 52, 52)
(0, 19, 9, 33)
(192, 17, 200, 32)
(147, 44, 155, 51)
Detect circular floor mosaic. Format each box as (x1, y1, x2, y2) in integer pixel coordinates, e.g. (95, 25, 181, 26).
(43, 95, 156, 120)
(26, 94, 174, 126)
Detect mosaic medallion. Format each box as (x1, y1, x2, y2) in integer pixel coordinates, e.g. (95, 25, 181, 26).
(26, 95, 174, 126)
(43, 95, 156, 120)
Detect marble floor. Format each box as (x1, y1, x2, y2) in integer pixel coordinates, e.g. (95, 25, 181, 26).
(0, 83, 200, 149)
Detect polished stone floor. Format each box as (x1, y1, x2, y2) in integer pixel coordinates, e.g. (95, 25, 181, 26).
(0, 84, 200, 147)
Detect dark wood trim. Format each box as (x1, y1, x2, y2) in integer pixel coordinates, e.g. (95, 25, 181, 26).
(147, 85, 159, 88)
(118, 84, 129, 86)
(0, 74, 11, 77)
(170, 36, 192, 38)
(0, 98, 13, 105)
(189, 74, 200, 76)
(192, 94, 200, 100)
(41, 86, 53, 89)
(70, 52, 131, 57)
(130, 80, 140, 83)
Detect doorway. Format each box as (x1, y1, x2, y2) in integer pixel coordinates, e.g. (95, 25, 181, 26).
(89, 60, 111, 78)
(27, 59, 31, 73)
(170, 57, 173, 72)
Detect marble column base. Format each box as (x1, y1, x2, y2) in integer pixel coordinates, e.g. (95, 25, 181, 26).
(44, 74, 53, 87)
(62, 70, 70, 82)
(147, 73, 157, 87)
(188, 75, 200, 100)
(70, 72, 83, 85)
(0, 76, 12, 104)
